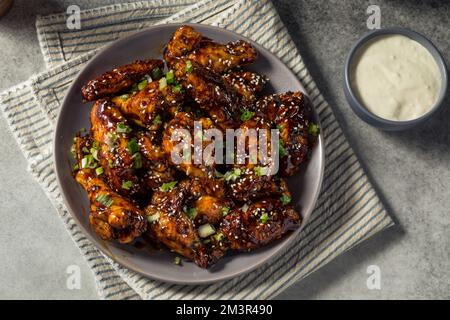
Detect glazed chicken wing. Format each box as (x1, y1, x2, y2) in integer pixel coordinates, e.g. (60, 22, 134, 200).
(90, 99, 145, 198)
(171, 59, 241, 128)
(145, 180, 226, 268)
(73, 136, 146, 243)
(164, 25, 257, 74)
(222, 70, 268, 106)
(111, 80, 184, 129)
(82, 59, 164, 101)
(219, 198, 301, 251)
(254, 91, 315, 176)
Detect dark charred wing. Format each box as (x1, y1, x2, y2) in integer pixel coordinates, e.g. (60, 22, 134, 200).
(81, 59, 164, 101)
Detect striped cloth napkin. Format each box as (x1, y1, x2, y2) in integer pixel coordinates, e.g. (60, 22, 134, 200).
(0, 0, 393, 300)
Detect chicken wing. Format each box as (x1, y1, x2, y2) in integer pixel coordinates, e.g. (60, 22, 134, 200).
(145, 180, 226, 268)
(219, 198, 301, 251)
(82, 59, 164, 101)
(171, 59, 240, 128)
(164, 25, 257, 74)
(222, 70, 268, 106)
(90, 99, 145, 198)
(73, 136, 146, 243)
(254, 91, 315, 176)
(111, 80, 184, 130)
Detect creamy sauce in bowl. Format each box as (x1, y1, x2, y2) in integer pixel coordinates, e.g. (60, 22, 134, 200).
(351, 34, 441, 121)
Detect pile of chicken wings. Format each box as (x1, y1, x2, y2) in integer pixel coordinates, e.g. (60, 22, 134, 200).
(72, 25, 318, 268)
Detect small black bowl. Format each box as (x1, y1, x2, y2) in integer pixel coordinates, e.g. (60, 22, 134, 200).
(344, 27, 448, 131)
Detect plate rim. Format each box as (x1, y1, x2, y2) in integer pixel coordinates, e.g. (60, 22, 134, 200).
(53, 22, 325, 285)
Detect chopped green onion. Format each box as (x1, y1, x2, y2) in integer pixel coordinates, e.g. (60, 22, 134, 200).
(81, 154, 96, 169)
(130, 83, 139, 93)
(186, 207, 197, 220)
(152, 67, 162, 80)
(165, 70, 175, 84)
(254, 166, 267, 176)
(280, 194, 291, 205)
(122, 180, 133, 190)
(198, 224, 216, 238)
(70, 140, 76, 158)
(277, 124, 284, 131)
(221, 206, 230, 216)
(127, 138, 139, 154)
(174, 256, 182, 266)
(185, 60, 193, 73)
(160, 181, 178, 192)
(72, 163, 79, 171)
(108, 159, 114, 168)
(116, 122, 131, 134)
(82, 146, 89, 154)
(260, 213, 269, 224)
(159, 77, 167, 89)
(95, 167, 104, 176)
(172, 84, 183, 94)
(153, 114, 162, 126)
(132, 152, 142, 169)
(96, 193, 113, 207)
(240, 109, 255, 121)
(308, 122, 320, 136)
(138, 79, 148, 91)
(279, 140, 287, 157)
(106, 132, 118, 147)
(119, 94, 129, 101)
(224, 168, 242, 182)
(90, 147, 99, 161)
(147, 212, 160, 223)
(213, 232, 224, 242)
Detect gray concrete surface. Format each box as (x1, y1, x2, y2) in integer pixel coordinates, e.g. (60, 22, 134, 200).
(0, 0, 448, 299)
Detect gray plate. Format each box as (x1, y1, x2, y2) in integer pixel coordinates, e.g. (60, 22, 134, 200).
(54, 23, 325, 285)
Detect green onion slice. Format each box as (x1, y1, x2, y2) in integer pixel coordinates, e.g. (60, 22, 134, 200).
(308, 122, 320, 136)
(152, 67, 162, 80)
(127, 138, 139, 154)
(96, 193, 113, 207)
(198, 224, 216, 238)
(116, 122, 131, 134)
(122, 180, 133, 190)
(95, 167, 104, 176)
(147, 212, 160, 223)
(185, 60, 193, 73)
(240, 109, 255, 121)
(221, 206, 230, 216)
(137, 79, 148, 91)
(165, 70, 175, 84)
(159, 77, 167, 89)
(160, 181, 178, 192)
(280, 194, 291, 205)
(132, 152, 142, 169)
(260, 213, 269, 224)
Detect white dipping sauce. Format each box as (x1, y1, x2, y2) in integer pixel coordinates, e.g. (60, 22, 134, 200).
(351, 34, 441, 121)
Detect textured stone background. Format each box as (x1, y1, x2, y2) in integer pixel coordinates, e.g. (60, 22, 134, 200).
(0, 0, 448, 299)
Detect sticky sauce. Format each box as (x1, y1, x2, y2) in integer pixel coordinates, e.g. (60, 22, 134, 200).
(351, 34, 441, 121)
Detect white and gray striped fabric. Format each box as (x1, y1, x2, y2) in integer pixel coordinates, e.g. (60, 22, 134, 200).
(0, 0, 394, 300)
